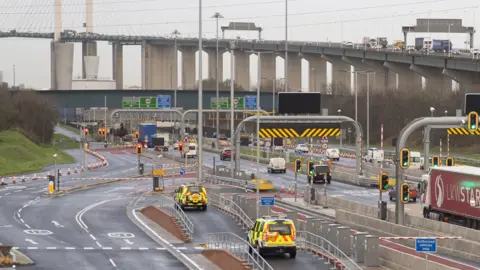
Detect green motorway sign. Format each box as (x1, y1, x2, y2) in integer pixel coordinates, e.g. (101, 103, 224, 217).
(140, 97, 157, 108)
(122, 97, 140, 109)
(211, 97, 245, 109)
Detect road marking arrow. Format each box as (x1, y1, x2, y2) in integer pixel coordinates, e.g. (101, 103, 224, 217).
(124, 239, 134, 245)
(25, 239, 38, 245)
(51, 221, 64, 228)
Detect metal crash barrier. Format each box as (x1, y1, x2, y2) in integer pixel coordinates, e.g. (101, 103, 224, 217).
(138, 195, 194, 239)
(204, 232, 274, 270)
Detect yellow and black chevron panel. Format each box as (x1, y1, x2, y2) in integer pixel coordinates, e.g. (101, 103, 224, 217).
(447, 128, 480, 135)
(258, 123, 341, 138)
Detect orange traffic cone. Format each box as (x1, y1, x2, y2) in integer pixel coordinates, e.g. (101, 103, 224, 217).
(74, 168, 78, 174)
(67, 168, 71, 175)
(0, 177, 5, 185)
(12, 177, 16, 184)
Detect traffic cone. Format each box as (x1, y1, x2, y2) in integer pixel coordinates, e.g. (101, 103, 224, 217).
(81, 166, 84, 172)
(67, 168, 71, 175)
(0, 177, 5, 185)
(12, 177, 16, 184)
(74, 168, 78, 174)
(32, 173, 38, 180)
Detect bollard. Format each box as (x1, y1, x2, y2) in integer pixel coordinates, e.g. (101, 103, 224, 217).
(48, 181, 54, 194)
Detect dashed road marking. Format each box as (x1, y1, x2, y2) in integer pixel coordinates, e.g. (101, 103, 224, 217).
(12, 246, 200, 251)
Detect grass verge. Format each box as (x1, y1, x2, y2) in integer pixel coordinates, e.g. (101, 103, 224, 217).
(0, 130, 75, 176)
(59, 124, 81, 134)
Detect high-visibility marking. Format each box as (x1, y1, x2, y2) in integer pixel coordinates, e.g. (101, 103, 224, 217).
(283, 129, 294, 137)
(258, 130, 267, 138)
(306, 129, 317, 137)
(266, 129, 277, 138)
(300, 129, 311, 137)
(289, 129, 299, 137)
(272, 129, 282, 138)
(447, 128, 480, 135)
(277, 129, 288, 137)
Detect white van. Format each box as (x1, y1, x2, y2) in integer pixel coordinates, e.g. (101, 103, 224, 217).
(364, 148, 384, 163)
(326, 149, 340, 161)
(409, 151, 422, 169)
(181, 143, 197, 158)
(267, 157, 286, 173)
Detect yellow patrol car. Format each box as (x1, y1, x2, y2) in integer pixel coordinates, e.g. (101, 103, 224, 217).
(174, 183, 208, 211)
(247, 215, 296, 258)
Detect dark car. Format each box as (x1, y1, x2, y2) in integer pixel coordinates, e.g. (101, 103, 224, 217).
(388, 184, 417, 202)
(220, 149, 234, 160)
(307, 165, 331, 184)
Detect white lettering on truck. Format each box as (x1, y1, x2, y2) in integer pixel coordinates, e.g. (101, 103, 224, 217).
(436, 174, 480, 207)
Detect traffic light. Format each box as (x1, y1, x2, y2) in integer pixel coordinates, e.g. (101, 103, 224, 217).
(134, 131, 139, 139)
(467, 111, 478, 132)
(432, 155, 440, 167)
(178, 143, 183, 152)
(136, 143, 143, 155)
(446, 156, 454, 166)
(294, 159, 302, 174)
(307, 161, 315, 176)
(399, 148, 410, 169)
(400, 183, 410, 203)
(83, 128, 89, 136)
(378, 172, 389, 192)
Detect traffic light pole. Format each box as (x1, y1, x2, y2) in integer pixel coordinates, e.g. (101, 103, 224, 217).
(422, 124, 462, 172)
(395, 116, 466, 225)
(294, 173, 297, 202)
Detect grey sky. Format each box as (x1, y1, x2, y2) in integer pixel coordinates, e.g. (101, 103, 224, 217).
(0, 0, 478, 89)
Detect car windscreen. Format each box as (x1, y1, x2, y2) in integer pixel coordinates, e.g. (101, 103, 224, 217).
(315, 166, 330, 173)
(188, 146, 196, 150)
(224, 149, 231, 152)
(268, 223, 292, 235)
(187, 186, 202, 193)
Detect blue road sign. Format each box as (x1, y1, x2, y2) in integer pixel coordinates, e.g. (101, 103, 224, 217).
(415, 238, 437, 253)
(260, 196, 275, 206)
(180, 168, 185, 175)
(296, 150, 303, 156)
(157, 95, 171, 108)
(245, 96, 257, 109)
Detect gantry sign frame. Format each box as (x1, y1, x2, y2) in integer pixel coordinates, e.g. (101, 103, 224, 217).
(180, 109, 267, 137)
(258, 122, 341, 138)
(395, 116, 467, 225)
(234, 116, 363, 177)
(423, 124, 463, 173)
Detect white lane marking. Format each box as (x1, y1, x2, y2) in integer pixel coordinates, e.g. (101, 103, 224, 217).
(89, 234, 96, 241)
(17, 212, 21, 218)
(75, 198, 125, 233)
(25, 224, 31, 229)
(102, 247, 113, 250)
(14, 190, 22, 193)
(5, 193, 11, 196)
(95, 241, 102, 248)
(124, 239, 134, 245)
(51, 221, 64, 228)
(25, 239, 38, 245)
(120, 247, 131, 250)
(109, 258, 117, 268)
(18, 208, 22, 214)
(138, 247, 149, 250)
(27, 247, 38, 250)
(19, 218, 25, 223)
(46, 247, 57, 250)
(65, 247, 75, 250)
(132, 208, 202, 269)
(84, 247, 94, 250)
(176, 247, 187, 250)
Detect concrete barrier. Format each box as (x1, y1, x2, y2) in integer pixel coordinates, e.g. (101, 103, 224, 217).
(202, 250, 251, 270)
(140, 206, 190, 242)
(335, 209, 480, 263)
(380, 245, 457, 270)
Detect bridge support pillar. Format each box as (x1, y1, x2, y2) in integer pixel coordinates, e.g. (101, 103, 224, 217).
(112, 43, 123, 89)
(259, 53, 276, 91)
(343, 57, 378, 92)
(410, 65, 452, 92)
(286, 52, 302, 91)
(361, 60, 389, 91)
(82, 41, 97, 79)
(326, 56, 351, 93)
(442, 68, 480, 91)
(142, 44, 177, 89)
(51, 41, 74, 90)
(308, 55, 327, 92)
(384, 62, 422, 91)
(181, 47, 196, 90)
(234, 50, 250, 90)
(205, 48, 224, 84)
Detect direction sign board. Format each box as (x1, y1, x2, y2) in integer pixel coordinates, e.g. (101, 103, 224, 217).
(140, 97, 157, 109)
(260, 196, 275, 206)
(211, 97, 229, 109)
(245, 96, 257, 109)
(122, 97, 140, 109)
(228, 97, 245, 109)
(415, 238, 437, 253)
(157, 95, 171, 108)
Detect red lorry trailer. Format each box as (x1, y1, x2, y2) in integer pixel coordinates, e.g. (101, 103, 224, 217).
(420, 166, 480, 230)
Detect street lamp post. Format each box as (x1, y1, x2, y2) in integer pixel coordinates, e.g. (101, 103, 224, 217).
(212, 12, 223, 150)
(172, 30, 180, 108)
(284, 0, 288, 92)
(198, 0, 204, 182)
(229, 41, 236, 178)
